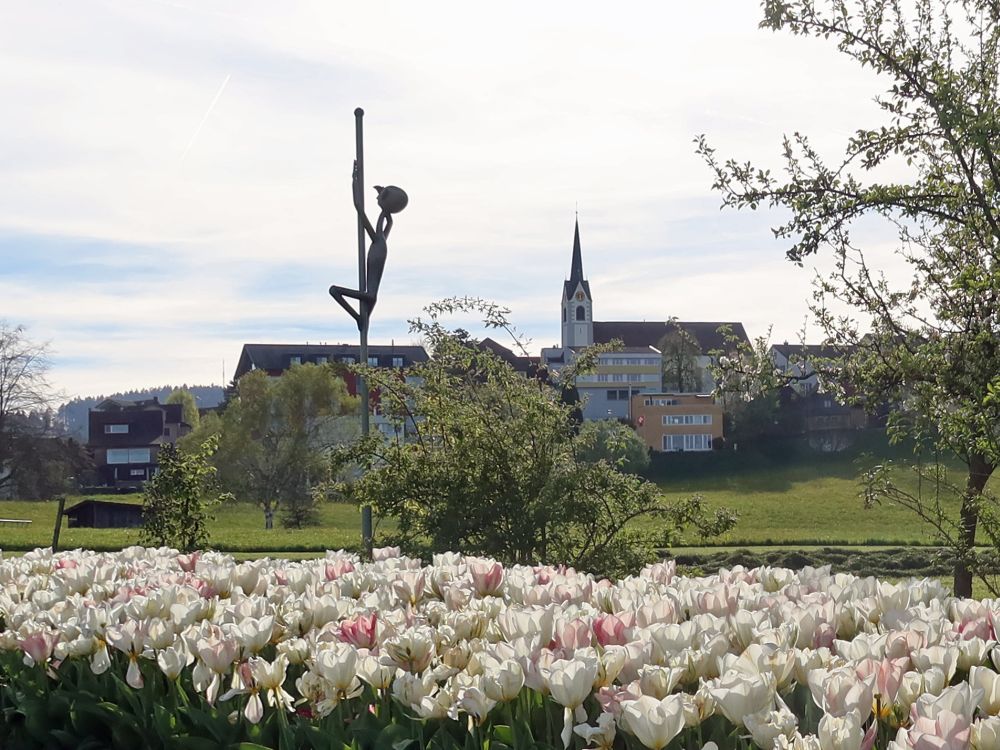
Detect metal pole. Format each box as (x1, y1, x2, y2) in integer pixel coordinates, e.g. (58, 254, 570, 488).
(52, 496, 66, 553)
(354, 108, 374, 560)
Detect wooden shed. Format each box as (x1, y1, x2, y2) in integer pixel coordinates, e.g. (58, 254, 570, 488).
(64, 499, 144, 529)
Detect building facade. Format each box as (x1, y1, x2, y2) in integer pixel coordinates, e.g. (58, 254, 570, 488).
(87, 398, 190, 488)
(631, 393, 723, 452)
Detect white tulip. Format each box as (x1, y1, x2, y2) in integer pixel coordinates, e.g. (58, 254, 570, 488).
(621, 694, 686, 750)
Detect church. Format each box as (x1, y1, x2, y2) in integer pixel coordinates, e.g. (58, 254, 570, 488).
(541, 220, 748, 449)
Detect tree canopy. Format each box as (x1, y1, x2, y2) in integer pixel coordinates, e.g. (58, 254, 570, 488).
(334, 298, 735, 578)
(166, 388, 200, 430)
(185, 363, 360, 528)
(699, 0, 1000, 595)
(0, 322, 57, 496)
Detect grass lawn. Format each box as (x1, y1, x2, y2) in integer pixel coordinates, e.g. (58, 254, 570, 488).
(0, 434, 990, 561)
(656, 457, 977, 547)
(0, 498, 368, 553)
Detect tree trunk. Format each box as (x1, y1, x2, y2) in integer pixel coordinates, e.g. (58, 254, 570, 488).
(955, 452, 995, 598)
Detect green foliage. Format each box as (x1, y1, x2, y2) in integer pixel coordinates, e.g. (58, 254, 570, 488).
(166, 389, 200, 430)
(575, 419, 650, 474)
(0, 322, 56, 497)
(658, 320, 703, 393)
(209, 364, 360, 528)
(140, 437, 229, 552)
(698, 0, 1000, 596)
(334, 298, 735, 577)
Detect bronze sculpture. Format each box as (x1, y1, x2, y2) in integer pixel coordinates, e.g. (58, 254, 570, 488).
(329, 149, 408, 326)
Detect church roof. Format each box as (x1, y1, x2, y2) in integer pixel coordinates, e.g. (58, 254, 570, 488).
(563, 218, 592, 300)
(593, 321, 749, 353)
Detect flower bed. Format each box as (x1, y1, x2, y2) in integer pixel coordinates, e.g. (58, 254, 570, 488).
(0, 546, 997, 749)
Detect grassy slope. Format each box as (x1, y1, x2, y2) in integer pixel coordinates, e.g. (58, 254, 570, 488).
(0, 431, 987, 554)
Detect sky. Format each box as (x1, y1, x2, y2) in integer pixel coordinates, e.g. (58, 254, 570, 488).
(0, 1, 907, 399)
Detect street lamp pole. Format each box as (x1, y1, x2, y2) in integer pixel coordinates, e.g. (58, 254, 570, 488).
(329, 107, 408, 560)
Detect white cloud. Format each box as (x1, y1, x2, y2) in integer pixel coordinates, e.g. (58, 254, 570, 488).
(0, 0, 915, 397)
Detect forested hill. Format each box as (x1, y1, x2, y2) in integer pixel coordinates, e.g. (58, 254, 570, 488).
(58, 385, 224, 440)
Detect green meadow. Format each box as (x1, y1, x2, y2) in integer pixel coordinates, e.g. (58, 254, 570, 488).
(0, 431, 984, 558)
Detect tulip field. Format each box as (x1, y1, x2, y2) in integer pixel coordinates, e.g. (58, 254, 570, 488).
(2, 547, 1000, 749)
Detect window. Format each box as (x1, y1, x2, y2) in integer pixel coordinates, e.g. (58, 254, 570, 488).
(663, 415, 685, 425)
(108, 448, 151, 464)
(576, 305, 585, 321)
(563, 308, 566, 322)
(290, 356, 302, 365)
(392, 356, 404, 368)
(104, 424, 129, 434)
(612, 374, 625, 382)
(617, 390, 629, 400)
(662, 434, 712, 451)
(607, 390, 619, 401)
(340, 356, 356, 364)
(597, 374, 609, 382)
(163, 428, 171, 437)
(316, 356, 328, 364)
(368, 356, 379, 366)
(130, 469, 145, 477)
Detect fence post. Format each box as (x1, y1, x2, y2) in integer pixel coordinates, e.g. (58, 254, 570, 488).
(52, 496, 66, 553)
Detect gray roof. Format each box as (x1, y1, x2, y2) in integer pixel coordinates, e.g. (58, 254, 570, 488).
(234, 343, 429, 380)
(593, 321, 749, 353)
(771, 343, 851, 360)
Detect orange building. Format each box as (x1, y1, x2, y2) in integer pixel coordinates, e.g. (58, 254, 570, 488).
(631, 393, 723, 453)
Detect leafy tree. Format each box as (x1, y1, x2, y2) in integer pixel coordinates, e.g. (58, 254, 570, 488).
(140, 437, 229, 551)
(166, 388, 200, 430)
(0, 322, 57, 496)
(659, 322, 704, 393)
(334, 298, 736, 578)
(576, 419, 650, 474)
(698, 0, 1000, 595)
(211, 363, 360, 529)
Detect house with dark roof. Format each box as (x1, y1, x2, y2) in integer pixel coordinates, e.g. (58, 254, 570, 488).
(87, 398, 190, 488)
(541, 219, 749, 424)
(233, 343, 429, 389)
(231, 343, 430, 441)
(477, 338, 541, 376)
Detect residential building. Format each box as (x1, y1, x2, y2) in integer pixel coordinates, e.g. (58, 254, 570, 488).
(770, 343, 846, 395)
(631, 393, 724, 452)
(87, 398, 190, 488)
(231, 342, 430, 441)
(573, 348, 662, 420)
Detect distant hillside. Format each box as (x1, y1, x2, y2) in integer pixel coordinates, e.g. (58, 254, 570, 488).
(58, 385, 224, 441)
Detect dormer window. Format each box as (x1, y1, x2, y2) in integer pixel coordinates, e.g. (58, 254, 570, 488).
(290, 356, 302, 365)
(368, 356, 379, 366)
(104, 424, 129, 434)
(317, 356, 328, 364)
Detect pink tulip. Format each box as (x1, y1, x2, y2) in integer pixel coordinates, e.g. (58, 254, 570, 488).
(19, 631, 57, 666)
(593, 614, 628, 647)
(339, 612, 378, 649)
(324, 559, 355, 581)
(554, 618, 592, 651)
(176, 552, 200, 572)
(469, 559, 504, 597)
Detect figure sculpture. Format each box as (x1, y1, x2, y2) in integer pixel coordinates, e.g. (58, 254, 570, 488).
(329, 162, 408, 329)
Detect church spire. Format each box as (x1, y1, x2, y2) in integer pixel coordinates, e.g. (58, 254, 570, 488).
(561, 215, 593, 349)
(568, 217, 584, 291)
(564, 216, 591, 301)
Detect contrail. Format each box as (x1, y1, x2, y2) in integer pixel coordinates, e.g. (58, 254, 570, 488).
(181, 73, 231, 161)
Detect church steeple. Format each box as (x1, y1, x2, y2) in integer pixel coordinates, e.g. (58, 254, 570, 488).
(561, 216, 593, 348)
